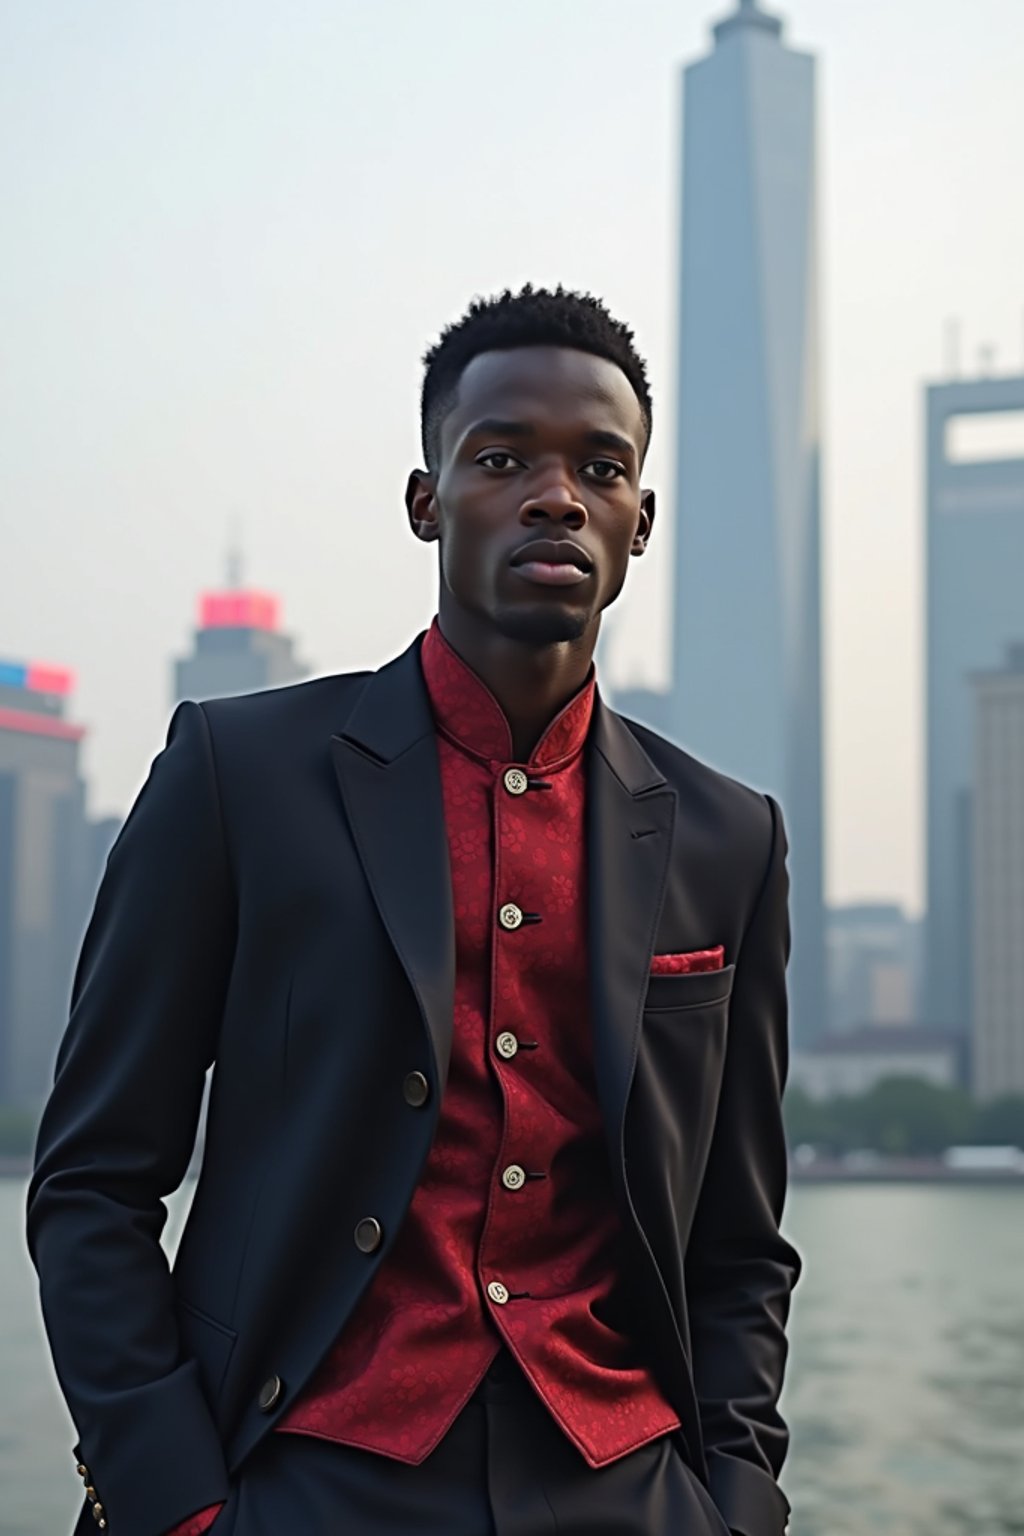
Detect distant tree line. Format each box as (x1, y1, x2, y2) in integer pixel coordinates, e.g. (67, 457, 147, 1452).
(784, 1076, 1024, 1157)
(5, 1082, 1024, 1165)
(0, 1105, 39, 1159)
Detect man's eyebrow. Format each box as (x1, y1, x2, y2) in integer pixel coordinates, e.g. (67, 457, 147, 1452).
(462, 420, 637, 459)
(583, 429, 636, 459)
(463, 418, 534, 439)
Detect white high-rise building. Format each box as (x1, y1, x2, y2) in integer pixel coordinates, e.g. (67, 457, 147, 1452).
(619, 0, 824, 1044)
(971, 644, 1024, 1098)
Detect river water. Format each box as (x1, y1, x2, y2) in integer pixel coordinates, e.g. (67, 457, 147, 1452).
(2, 1180, 1022, 1536)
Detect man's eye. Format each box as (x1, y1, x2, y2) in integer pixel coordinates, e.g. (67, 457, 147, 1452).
(583, 460, 625, 481)
(477, 452, 521, 471)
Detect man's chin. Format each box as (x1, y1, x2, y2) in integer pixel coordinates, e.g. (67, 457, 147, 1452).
(493, 604, 591, 647)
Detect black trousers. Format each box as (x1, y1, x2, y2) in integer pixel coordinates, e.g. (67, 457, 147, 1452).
(215, 1354, 729, 1535)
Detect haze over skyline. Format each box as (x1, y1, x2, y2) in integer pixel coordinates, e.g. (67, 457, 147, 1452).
(3, 0, 1023, 916)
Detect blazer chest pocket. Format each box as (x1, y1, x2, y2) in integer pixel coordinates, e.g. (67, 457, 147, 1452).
(643, 963, 736, 1013)
(176, 1297, 238, 1409)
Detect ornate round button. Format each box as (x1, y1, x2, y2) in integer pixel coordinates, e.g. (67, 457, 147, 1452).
(498, 902, 523, 931)
(503, 767, 529, 796)
(402, 1070, 430, 1107)
(501, 1164, 526, 1191)
(495, 1031, 519, 1060)
(258, 1374, 284, 1412)
(487, 1280, 510, 1306)
(354, 1216, 384, 1254)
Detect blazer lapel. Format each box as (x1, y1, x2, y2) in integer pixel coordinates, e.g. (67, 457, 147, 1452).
(587, 697, 676, 1160)
(330, 638, 456, 1090)
(330, 659, 673, 1129)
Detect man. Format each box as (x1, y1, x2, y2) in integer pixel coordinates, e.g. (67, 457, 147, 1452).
(29, 285, 800, 1536)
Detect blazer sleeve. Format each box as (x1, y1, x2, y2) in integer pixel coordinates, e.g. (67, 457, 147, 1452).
(684, 793, 802, 1536)
(26, 701, 235, 1536)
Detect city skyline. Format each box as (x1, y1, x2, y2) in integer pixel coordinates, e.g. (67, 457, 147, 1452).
(3, 0, 1024, 915)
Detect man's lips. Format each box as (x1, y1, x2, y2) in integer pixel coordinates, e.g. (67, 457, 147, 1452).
(509, 539, 593, 587)
(513, 561, 590, 586)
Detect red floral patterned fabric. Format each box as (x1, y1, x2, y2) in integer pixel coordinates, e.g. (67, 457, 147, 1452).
(163, 1502, 222, 1536)
(278, 620, 679, 1468)
(650, 945, 725, 975)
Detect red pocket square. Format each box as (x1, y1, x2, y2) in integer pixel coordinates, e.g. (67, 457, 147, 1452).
(650, 945, 725, 976)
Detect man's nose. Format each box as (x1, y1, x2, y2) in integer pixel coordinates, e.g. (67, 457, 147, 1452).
(519, 479, 588, 529)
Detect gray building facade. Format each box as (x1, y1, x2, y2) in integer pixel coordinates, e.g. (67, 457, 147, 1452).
(826, 903, 922, 1035)
(971, 644, 1024, 1098)
(174, 587, 309, 705)
(618, 0, 824, 1045)
(0, 661, 93, 1108)
(925, 374, 1024, 1035)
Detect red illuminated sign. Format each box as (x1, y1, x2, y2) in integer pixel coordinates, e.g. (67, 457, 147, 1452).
(199, 591, 280, 632)
(26, 663, 74, 696)
(0, 660, 75, 695)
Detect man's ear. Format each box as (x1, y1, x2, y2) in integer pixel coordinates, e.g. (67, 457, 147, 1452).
(632, 488, 656, 555)
(405, 469, 440, 544)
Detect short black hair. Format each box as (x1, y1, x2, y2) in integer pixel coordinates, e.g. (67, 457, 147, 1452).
(420, 283, 652, 470)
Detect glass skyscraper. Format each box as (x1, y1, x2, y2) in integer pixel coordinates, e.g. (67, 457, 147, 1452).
(618, 0, 824, 1045)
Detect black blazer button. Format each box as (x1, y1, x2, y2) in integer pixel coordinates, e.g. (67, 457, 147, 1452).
(354, 1216, 383, 1253)
(402, 1071, 430, 1107)
(258, 1374, 284, 1412)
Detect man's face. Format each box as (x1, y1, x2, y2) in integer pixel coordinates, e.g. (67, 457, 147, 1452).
(406, 346, 654, 646)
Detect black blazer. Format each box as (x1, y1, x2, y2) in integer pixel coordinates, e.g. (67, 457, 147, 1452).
(28, 635, 800, 1536)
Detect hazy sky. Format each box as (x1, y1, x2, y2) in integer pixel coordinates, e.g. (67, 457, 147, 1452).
(2, 0, 1022, 914)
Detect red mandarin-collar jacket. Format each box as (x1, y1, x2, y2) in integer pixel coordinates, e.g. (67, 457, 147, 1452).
(277, 621, 679, 1458)
(167, 623, 678, 1534)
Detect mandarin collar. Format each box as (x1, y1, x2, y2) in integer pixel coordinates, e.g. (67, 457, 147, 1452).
(419, 619, 595, 772)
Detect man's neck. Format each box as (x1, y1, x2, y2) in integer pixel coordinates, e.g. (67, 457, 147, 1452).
(436, 605, 598, 762)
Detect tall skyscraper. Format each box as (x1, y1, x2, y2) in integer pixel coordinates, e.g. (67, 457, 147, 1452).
(0, 659, 93, 1107)
(174, 585, 309, 705)
(925, 373, 1024, 1035)
(618, 0, 824, 1044)
(971, 644, 1024, 1097)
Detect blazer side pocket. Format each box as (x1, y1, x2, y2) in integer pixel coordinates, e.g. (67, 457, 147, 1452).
(643, 963, 736, 1013)
(176, 1298, 238, 1410)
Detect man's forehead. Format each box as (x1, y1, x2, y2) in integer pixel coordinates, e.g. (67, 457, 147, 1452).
(446, 346, 645, 442)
